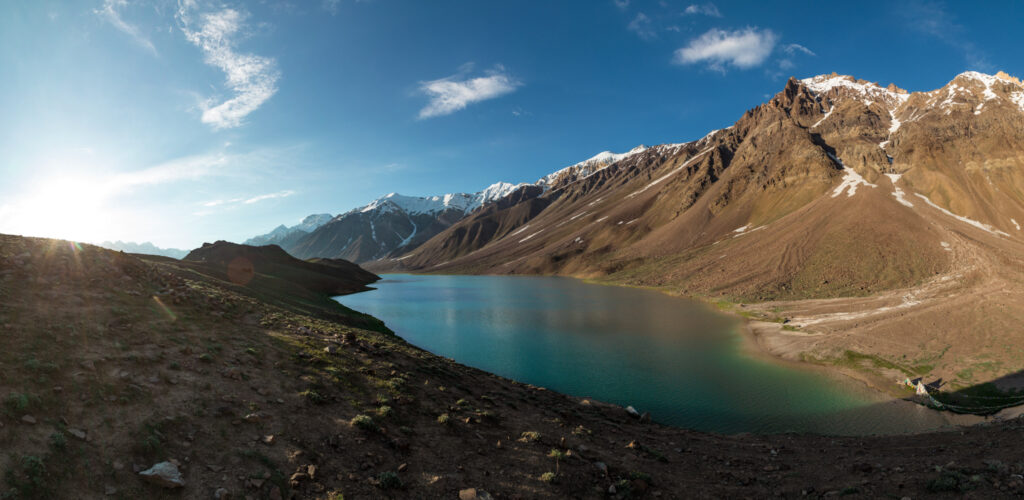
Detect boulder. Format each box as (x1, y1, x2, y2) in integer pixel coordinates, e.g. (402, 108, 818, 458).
(459, 488, 494, 500)
(139, 462, 186, 488)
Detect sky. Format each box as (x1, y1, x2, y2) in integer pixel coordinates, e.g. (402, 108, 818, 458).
(1, 0, 1021, 249)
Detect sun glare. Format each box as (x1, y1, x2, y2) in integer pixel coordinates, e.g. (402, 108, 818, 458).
(15, 177, 113, 243)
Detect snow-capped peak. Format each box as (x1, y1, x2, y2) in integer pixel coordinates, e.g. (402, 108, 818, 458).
(800, 73, 909, 108)
(356, 182, 528, 217)
(295, 213, 333, 232)
(536, 145, 648, 188)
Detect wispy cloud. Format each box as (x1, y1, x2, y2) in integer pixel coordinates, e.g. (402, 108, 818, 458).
(200, 189, 295, 212)
(418, 65, 521, 119)
(177, 3, 280, 129)
(613, 0, 630, 10)
(628, 13, 657, 40)
(95, 0, 157, 54)
(783, 43, 815, 56)
(244, 190, 295, 204)
(673, 27, 777, 72)
(772, 43, 816, 79)
(323, 0, 341, 15)
(683, 3, 722, 17)
(900, 0, 989, 69)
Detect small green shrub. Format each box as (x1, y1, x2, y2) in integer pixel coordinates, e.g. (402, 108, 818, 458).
(436, 413, 451, 425)
(49, 432, 67, 451)
(300, 389, 327, 405)
(519, 431, 541, 442)
(376, 405, 393, 418)
(350, 414, 378, 432)
(540, 472, 557, 483)
(376, 471, 402, 490)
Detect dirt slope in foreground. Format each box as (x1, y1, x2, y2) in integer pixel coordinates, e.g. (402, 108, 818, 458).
(3, 234, 1024, 499)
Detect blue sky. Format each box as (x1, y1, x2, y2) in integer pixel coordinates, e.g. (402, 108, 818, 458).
(1, 0, 1021, 249)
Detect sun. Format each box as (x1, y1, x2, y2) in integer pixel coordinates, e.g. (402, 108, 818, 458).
(14, 177, 113, 243)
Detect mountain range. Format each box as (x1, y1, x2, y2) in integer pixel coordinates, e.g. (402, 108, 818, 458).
(337, 70, 1024, 392)
(244, 147, 656, 263)
(97, 240, 189, 259)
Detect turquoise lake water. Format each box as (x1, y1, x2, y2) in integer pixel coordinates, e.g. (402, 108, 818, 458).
(337, 274, 955, 435)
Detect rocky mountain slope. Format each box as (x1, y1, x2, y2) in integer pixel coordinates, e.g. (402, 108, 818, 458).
(371, 71, 1024, 394)
(6, 233, 1024, 499)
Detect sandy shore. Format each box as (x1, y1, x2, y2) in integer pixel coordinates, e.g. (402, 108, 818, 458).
(739, 319, 989, 428)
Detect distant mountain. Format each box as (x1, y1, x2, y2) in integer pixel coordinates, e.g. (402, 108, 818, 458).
(286, 182, 533, 262)
(244, 213, 334, 248)
(97, 241, 188, 259)
(247, 148, 661, 263)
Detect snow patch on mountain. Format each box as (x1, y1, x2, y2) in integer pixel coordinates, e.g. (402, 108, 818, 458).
(829, 154, 877, 198)
(245, 213, 333, 246)
(914, 193, 1010, 236)
(627, 147, 714, 198)
(801, 74, 909, 108)
(536, 145, 647, 188)
(357, 182, 526, 216)
(885, 174, 914, 207)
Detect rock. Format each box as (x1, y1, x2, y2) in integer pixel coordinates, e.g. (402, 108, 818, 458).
(594, 462, 608, 475)
(262, 435, 275, 445)
(68, 428, 87, 440)
(608, 484, 617, 494)
(459, 488, 494, 500)
(21, 415, 36, 424)
(214, 487, 231, 499)
(104, 486, 117, 495)
(243, 413, 263, 423)
(139, 462, 186, 488)
(397, 463, 408, 472)
(306, 465, 317, 480)
(323, 345, 337, 355)
(625, 406, 640, 417)
(289, 472, 308, 487)
(639, 412, 652, 424)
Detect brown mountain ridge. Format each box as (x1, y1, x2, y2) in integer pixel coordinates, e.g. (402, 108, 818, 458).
(368, 71, 1024, 396)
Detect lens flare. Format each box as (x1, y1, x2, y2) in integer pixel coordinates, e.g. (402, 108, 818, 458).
(152, 296, 177, 321)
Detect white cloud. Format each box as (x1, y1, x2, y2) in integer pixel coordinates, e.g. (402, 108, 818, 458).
(201, 189, 294, 210)
(673, 27, 777, 71)
(784, 43, 815, 56)
(628, 13, 656, 40)
(177, 4, 280, 129)
(418, 65, 521, 119)
(95, 0, 157, 54)
(244, 190, 295, 204)
(613, 0, 630, 9)
(683, 3, 722, 17)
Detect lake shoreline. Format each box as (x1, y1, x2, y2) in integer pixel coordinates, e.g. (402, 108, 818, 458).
(598, 283, 1002, 429)
(349, 273, 989, 435)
